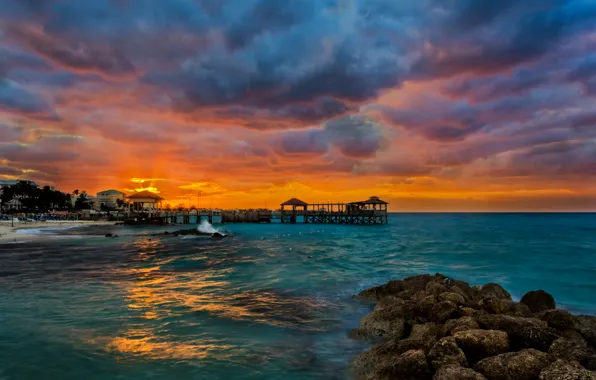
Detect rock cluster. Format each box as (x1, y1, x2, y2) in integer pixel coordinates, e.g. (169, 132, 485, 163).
(351, 274, 596, 380)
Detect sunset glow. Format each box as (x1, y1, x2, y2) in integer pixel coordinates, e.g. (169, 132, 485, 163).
(2, 1, 596, 211)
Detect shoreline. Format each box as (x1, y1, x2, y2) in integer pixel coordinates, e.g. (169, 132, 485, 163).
(0, 220, 116, 243)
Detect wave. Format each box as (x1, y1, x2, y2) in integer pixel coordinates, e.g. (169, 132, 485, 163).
(197, 220, 227, 236)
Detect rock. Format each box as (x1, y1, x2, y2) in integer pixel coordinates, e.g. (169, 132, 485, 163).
(431, 301, 460, 323)
(586, 355, 596, 371)
(441, 317, 481, 337)
(403, 274, 434, 292)
(409, 322, 441, 342)
(453, 280, 480, 301)
(356, 280, 404, 301)
(433, 366, 488, 380)
(479, 283, 512, 301)
(549, 330, 590, 363)
(539, 359, 596, 380)
(461, 307, 488, 318)
(521, 290, 556, 313)
(453, 329, 509, 364)
(449, 285, 471, 301)
(576, 315, 596, 346)
(412, 290, 432, 301)
(374, 296, 405, 313)
(475, 314, 557, 350)
(505, 301, 533, 317)
(383, 349, 432, 380)
(427, 282, 449, 296)
(359, 309, 406, 339)
(105, 233, 113, 237)
(352, 339, 422, 378)
(537, 309, 576, 330)
(439, 292, 467, 306)
(480, 297, 511, 314)
(474, 349, 550, 380)
(428, 337, 468, 370)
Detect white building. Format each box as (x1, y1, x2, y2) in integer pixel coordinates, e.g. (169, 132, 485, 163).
(96, 189, 126, 209)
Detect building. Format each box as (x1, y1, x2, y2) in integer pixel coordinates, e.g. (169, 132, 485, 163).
(96, 189, 126, 209)
(126, 190, 164, 211)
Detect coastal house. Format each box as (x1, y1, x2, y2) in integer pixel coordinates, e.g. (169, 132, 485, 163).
(96, 189, 126, 209)
(126, 190, 164, 211)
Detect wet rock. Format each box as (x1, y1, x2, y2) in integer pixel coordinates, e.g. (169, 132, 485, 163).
(441, 316, 481, 337)
(403, 274, 434, 292)
(476, 314, 547, 332)
(433, 366, 488, 380)
(412, 290, 432, 301)
(453, 329, 509, 364)
(431, 301, 460, 323)
(352, 336, 439, 378)
(439, 292, 466, 306)
(549, 330, 590, 363)
(539, 359, 596, 380)
(374, 296, 405, 313)
(461, 307, 488, 318)
(479, 283, 512, 301)
(383, 349, 432, 380)
(505, 301, 533, 317)
(474, 349, 550, 380)
(453, 280, 480, 301)
(521, 290, 556, 313)
(428, 337, 468, 370)
(449, 285, 471, 301)
(359, 309, 406, 339)
(537, 309, 576, 330)
(427, 282, 449, 296)
(480, 297, 511, 314)
(356, 280, 404, 301)
(513, 325, 559, 351)
(409, 322, 440, 341)
(576, 315, 596, 346)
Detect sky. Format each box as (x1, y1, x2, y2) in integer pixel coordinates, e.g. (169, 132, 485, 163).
(1, 0, 596, 211)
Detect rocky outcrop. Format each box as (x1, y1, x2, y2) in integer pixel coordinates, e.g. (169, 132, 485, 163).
(350, 274, 596, 380)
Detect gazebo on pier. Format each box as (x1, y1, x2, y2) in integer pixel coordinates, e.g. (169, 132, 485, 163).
(280, 198, 308, 224)
(126, 190, 164, 211)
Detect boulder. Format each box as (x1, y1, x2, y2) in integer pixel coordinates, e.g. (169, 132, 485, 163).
(539, 359, 596, 380)
(475, 314, 557, 350)
(356, 280, 404, 301)
(359, 309, 406, 339)
(586, 355, 596, 371)
(403, 274, 434, 292)
(352, 339, 429, 378)
(548, 330, 590, 363)
(441, 317, 481, 337)
(449, 285, 471, 301)
(453, 280, 480, 301)
(439, 292, 466, 306)
(520, 290, 556, 313)
(427, 282, 449, 296)
(576, 315, 596, 346)
(479, 283, 512, 301)
(431, 301, 460, 323)
(379, 349, 432, 380)
(374, 295, 405, 313)
(537, 309, 576, 330)
(460, 307, 488, 318)
(474, 349, 550, 380)
(412, 290, 432, 301)
(433, 365, 488, 380)
(409, 322, 441, 341)
(504, 301, 533, 317)
(453, 329, 509, 364)
(428, 337, 468, 370)
(480, 297, 511, 314)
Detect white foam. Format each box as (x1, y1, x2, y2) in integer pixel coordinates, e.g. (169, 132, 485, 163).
(197, 220, 226, 236)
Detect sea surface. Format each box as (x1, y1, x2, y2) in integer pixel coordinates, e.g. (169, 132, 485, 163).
(1, 213, 595, 380)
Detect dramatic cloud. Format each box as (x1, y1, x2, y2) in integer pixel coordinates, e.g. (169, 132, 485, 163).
(1, 0, 596, 210)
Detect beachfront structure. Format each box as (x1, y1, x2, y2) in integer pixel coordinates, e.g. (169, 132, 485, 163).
(280, 196, 389, 224)
(96, 189, 126, 209)
(126, 190, 164, 211)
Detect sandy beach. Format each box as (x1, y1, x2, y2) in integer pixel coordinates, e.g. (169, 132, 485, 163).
(0, 220, 116, 243)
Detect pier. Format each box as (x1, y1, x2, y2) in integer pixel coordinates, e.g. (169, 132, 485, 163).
(280, 196, 389, 225)
(118, 195, 388, 225)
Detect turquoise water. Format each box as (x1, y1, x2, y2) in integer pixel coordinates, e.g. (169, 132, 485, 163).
(1, 213, 595, 379)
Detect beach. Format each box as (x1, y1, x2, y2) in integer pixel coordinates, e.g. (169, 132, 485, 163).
(0, 220, 115, 242)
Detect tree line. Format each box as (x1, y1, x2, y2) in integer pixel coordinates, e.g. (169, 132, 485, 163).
(0, 181, 93, 212)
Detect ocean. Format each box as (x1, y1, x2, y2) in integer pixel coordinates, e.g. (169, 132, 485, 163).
(1, 213, 595, 380)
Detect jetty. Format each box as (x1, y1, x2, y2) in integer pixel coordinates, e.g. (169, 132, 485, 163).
(117, 194, 388, 225)
(280, 196, 389, 224)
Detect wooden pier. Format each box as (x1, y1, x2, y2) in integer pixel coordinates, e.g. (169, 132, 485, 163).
(117, 196, 388, 226)
(280, 196, 389, 225)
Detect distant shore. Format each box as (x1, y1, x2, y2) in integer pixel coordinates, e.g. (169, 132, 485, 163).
(0, 220, 115, 243)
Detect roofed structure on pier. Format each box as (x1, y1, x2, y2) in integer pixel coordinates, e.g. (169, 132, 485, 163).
(280, 198, 308, 210)
(127, 190, 164, 210)
(348, 196, 388, 210)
